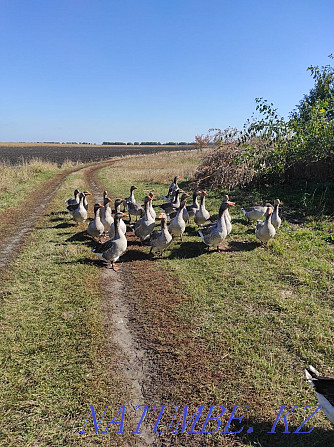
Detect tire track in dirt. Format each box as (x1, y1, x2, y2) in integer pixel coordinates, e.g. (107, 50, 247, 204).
(85, 164, 161, 446)
(0, 161, 116, 269)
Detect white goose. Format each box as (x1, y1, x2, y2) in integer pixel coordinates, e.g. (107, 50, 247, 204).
(168, 199, 187, 241)
(134, 196, 155, 242)
(198, 200, 234, 252)
(109, 199, 127, 238)
(92, 213, 128, 271)
(87, 203, 104, 241)
(71, 192, 88, 224)
(149, 213, 173, 256)
(194, 190, 210, 226)
(271, 199, 282, 229)
(101, 197, 114, 233)
(255, 207, 276, 244)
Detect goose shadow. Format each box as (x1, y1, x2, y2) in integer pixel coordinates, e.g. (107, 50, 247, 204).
(50, 217, 67, 222)
(120, 248, 152, 263)
(53, 222, 76, 229)
(185, 226, 201, 236)
(65, 231, 95, 246)
(59, 258, 101, 267)
(49, 211, 68, 217)
(167, 241, 204, 259)
(223, 241, 258, 252)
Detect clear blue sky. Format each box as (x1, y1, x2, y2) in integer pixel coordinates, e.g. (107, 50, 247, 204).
(1, 0, 333, 143)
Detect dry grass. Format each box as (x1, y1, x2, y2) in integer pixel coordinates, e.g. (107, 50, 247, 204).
(0, 158, 59, 193)
(109, 149, 204, 184)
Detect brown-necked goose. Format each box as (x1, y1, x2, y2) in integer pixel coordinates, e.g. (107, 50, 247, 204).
(255, 207, 276, 244)
(87, 203, 105, 241)
(134, 196, 155, 242)
(271, 199, 282, 229)
(168, 199, 187, 241)
(92, 212, 128, 271)
(305, 365, 334, 424)
(149, 213, 173, 256)
(194, 190, 210, 225)
(109, 198, 127, 238)
(198, 200, 235, 252)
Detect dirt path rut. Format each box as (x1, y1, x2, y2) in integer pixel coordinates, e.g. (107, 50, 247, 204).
(85, 165, 161, 446)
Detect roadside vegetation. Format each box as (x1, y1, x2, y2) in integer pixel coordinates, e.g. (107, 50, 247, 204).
(195, 61, 334, 193)
(0, 158, 78, 214)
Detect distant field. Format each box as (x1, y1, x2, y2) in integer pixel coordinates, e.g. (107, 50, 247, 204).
(0, 143, 194, 165)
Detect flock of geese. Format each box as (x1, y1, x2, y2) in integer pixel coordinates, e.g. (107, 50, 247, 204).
(65, 175, 282, 271)
(64, 175, 334, 426)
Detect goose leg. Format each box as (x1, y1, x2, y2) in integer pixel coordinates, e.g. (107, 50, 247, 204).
(112, 262, 120, 271)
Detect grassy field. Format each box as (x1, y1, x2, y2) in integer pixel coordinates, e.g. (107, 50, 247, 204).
(0, 149, 333, 446)
(97, 151, 334, 445)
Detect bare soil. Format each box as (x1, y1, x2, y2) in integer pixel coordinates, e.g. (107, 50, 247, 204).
(0, 144, 194, 166)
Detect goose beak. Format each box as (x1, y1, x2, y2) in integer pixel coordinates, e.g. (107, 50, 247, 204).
(120, 198, 125, 202)
(122, 213, 127, 217)
(228, 201, 235, 206)
(134, 186, 138, 190)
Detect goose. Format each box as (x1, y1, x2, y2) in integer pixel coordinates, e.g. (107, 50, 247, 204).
(127, 201, 143, 223)
(125, 185, 137, 206)
(82, 191, 92, 211)
(103, 190, 109, 206)
(149, 213, 173, 256)
(186, 190, 201, 220)
(160, 189, 182, 215)
(71, 192, 88, 224)
(168, 199, 187, 241)
(92, 213, 127, 271)
(255, 207, 276, 244)
(87, 203, 105, 241)
(208, 195, 232, 232)
(169, 193, 191, 222)
(134, 196, 155, 242)
(109, 199, 127, 238)
(65, 188, 80, 207)
(305, 365, 334, 424)
(194, 190, 210, 226)
(241, 202, 273, 222)
(101, 197, 114, 233)
(271, 199, 282, 229)
(100, 190, 108, 219)
(198, 200, 234, 252)
(162, 175, 180, 201)
(148, 191, 156, 220)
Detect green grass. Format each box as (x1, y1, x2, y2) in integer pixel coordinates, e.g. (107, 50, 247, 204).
(0, 168, 131, 446)
(97, 153, 334, 446)
(1, 151, 333, 446)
